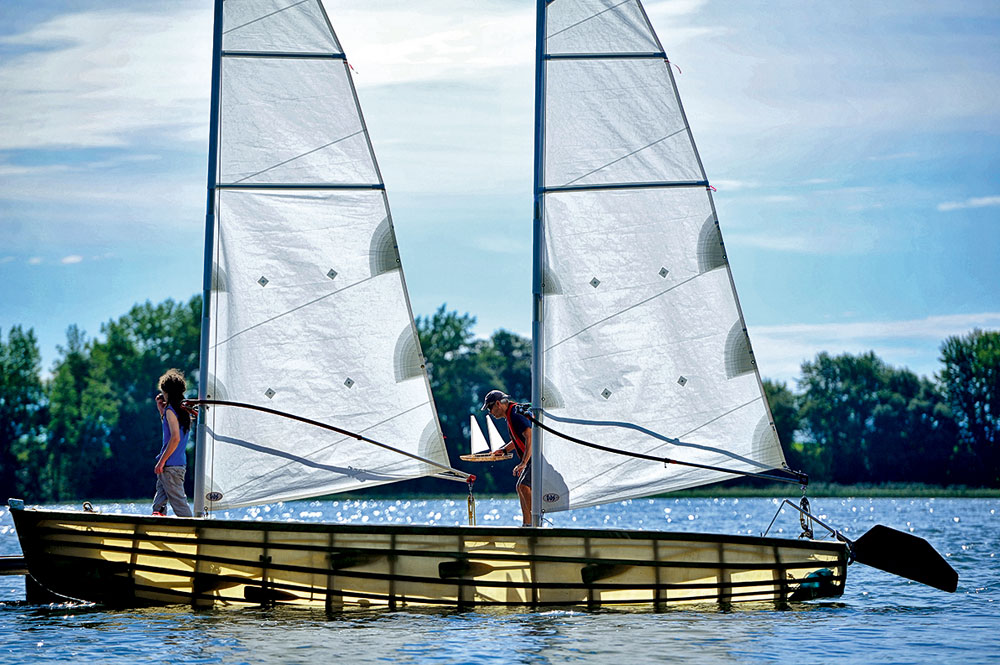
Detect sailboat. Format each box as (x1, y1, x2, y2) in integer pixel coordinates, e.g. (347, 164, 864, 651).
(462, 415, 512, 462)
(9, 0, 956, 609)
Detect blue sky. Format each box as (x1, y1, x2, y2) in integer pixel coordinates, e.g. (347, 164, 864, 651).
(1, 0, 998, 384)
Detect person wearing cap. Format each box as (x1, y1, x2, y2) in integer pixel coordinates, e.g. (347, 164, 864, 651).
(481, 389, 533, 527)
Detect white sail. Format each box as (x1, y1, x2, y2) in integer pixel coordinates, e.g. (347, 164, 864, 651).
(536, 0, 786, 513)
(486, 417, 506, 453)
(201, 0, 450, 510)
(469, 416, 489, 455)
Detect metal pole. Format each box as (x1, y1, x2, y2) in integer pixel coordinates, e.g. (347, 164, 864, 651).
(529, 0, 547, 528)
(193, 0, 225, 517)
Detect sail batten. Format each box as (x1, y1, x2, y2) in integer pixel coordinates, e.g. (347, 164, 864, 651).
(545, 52, 666, 60)
(201, 0, 451, 511)
(535, 0, 786, 513)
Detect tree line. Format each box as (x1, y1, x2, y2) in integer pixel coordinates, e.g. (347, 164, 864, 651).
(1, 297, 997, 503)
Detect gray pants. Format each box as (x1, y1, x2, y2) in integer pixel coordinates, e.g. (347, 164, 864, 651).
(152, 466, 193, 517)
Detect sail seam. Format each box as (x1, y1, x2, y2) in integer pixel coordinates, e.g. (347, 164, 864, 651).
(211, 275, 378, 349)
(217, 183, 384, 190)
(543, 274, 699, 352)
(543, 181, 707, 193)
(559, 127, 689, 188)
(546, 0, 636, 42)
(223, 0, 312, 35)
(229, 129, 368, 185)
(222, 52, 346, 59)
(545, 53, 666, 60)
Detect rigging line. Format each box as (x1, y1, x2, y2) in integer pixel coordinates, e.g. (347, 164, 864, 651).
(559, 127, 688, 188)
(524, 412, 807, 486)
(223, 0, 312, 35)
(211, 273, 377, 349)
(548, 398, 796, 485)
(215, 400, 433, 497)
(230, 129, 368, 185)
(543, 398, 776, 490)
(544, 273, 699, 353)
(546, 0, 634, 41)
(539, 406, 772, 470)
(191, 398, 470, 482)
(204, 428, 412, 484)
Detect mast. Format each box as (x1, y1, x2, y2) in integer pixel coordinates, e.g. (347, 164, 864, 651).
(193, 0, 224, 517)
(530, 0, 548, 528)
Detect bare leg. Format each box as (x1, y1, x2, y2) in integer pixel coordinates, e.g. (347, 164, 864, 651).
(517, 482, 531, 526)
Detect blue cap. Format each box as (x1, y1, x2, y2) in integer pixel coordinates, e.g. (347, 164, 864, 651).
(481, 389, 508, 411)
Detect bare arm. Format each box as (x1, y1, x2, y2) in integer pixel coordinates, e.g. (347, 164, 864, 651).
(514, 427, 532, 475)
(155, 409, 181, 474)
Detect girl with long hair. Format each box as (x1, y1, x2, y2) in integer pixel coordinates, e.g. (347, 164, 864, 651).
(152, 368, 194, 517)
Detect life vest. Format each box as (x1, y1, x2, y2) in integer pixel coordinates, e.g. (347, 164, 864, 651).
(505, 404, 530, 459)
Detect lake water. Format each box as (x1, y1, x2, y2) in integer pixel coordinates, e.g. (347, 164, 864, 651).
(1, 496, 997, 664)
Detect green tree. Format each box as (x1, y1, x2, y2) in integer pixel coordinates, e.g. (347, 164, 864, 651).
(939, 329, 1000, 486)
(414, 305, 533, 494)
(798, 352, 889, 483)
(762, 379, 814, 477)
(0, 326, 46, 499)
(867, 371, 956, 484)
(45, 326, 119, 501)
(91, 296, 202, 499)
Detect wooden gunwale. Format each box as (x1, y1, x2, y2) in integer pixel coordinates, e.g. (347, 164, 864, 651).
(12, 508, 846, 552)
(30, 527, 840, 573)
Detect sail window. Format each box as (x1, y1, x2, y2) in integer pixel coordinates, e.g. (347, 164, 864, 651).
(697, 216, 727, 273)
(327, 269, 338, 280)
(369, 218, 400, 276)
(392, 327, 424, 383)
(257, 276, 269, 287)
(590, 277, 601, 288)
(344, 378, 355, 389)
(724, 322, 755, 378)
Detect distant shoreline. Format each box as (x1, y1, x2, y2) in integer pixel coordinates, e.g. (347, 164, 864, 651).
(664, 483, 1000, 499)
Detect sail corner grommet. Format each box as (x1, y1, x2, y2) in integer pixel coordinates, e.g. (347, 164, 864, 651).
(264, 388, 276, 399)
(257, 276, 269, 287)
(677, 376, 688, 387)
(601, 388, 612, 399)
(344, 378, 355, 388)
(590, 277, 601, 288)
(659, 267, 669, 278)
(327, 269, 338, 280)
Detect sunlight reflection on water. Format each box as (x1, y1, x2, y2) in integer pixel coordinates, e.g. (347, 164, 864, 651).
(1, 497, 997, 664)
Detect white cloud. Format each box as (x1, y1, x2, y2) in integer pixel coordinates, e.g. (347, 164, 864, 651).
(60, 255, 83, 264)
(0, 4, 211, 151)
(712, 179, 759, 191)
(751, 312, 1000, 382)
(936, 196, 1000, 212)
(27, 257, 43, 265)
(0, 256, 14, 264)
